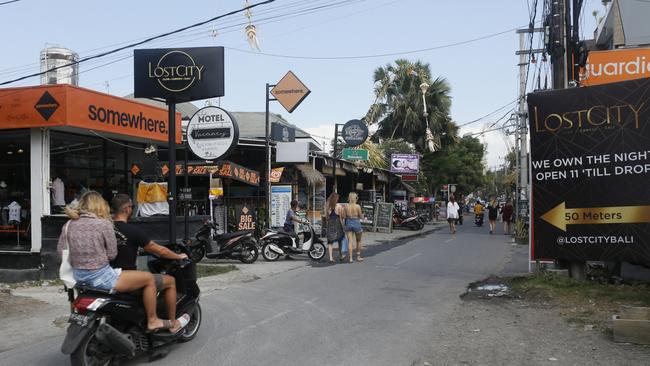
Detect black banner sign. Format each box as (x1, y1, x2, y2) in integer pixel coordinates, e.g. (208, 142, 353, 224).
(236, 204, 257, 231)
(527, 77, 650, 263)
(190, 127, 231, 140)
(134, 47, 224, 102)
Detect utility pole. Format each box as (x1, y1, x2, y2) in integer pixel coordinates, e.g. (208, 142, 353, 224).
(515, 28, 544, 218)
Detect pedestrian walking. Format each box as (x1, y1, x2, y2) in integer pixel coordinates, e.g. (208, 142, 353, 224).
(487, 196, 499, 234)
(325, 192, 346, 263)
(446, 195, 460, 234)
(344, 192, 364, 262)
(501, 200, 514, 235)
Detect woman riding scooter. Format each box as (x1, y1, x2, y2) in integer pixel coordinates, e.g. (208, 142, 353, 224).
(473, 200, 484, 227)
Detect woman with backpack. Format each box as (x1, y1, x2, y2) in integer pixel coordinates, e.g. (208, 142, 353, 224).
(325, 192, 346, 263)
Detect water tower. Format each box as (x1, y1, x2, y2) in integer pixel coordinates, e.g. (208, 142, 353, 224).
(40, 47, 79, 85)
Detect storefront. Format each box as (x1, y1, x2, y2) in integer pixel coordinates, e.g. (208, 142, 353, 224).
(0, 84, 185, 280)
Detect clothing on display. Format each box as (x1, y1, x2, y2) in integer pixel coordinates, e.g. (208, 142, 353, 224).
(52, 178, 66, 206)
(8, 201, 21, 223)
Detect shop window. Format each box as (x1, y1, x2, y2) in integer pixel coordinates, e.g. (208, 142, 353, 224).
(0, 130, 30, 249)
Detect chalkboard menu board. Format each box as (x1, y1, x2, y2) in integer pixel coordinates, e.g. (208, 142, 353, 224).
(375, 202, 393, 233)
(360, 203, 375, 226)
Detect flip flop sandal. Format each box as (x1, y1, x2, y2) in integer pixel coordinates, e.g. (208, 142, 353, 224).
(169, 314, 191, 335)
(147, 319, 174, 333)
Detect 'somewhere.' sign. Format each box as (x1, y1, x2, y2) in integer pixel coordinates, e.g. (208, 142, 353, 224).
(271, 71, 311, 113)
(187, 106, 239, 161)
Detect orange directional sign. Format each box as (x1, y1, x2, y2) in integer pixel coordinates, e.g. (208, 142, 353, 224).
(271, 71, 310, 113)
(541, 201, 650, 231)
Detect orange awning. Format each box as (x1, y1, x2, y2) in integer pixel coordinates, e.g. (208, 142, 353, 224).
(0, 84, 182, 143)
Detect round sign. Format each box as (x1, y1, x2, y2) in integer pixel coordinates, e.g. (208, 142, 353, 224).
(341, 119, 369, 146)
(187, 106, 239, 161)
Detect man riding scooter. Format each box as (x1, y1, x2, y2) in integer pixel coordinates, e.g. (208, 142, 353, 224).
(282, 199, 308, 259)
(473, 200, 484, 227)
(111, 194, 190, 334)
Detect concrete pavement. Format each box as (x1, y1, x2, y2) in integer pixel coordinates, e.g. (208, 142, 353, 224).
(0, 222, 446, 353)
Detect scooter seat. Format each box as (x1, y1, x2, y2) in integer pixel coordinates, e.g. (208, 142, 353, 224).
(75, 284, 143, 301)
(216, 230, 253, 241)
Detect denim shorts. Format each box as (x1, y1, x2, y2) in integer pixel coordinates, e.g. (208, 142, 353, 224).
(345, 218, 363, 233)
(73, 265, 122, 293)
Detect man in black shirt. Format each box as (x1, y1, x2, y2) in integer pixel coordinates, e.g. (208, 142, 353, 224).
(111, 194, 189, 334)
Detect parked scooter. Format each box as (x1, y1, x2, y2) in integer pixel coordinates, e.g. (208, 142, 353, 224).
(392, 211, 424, 230)
(475, 213, 484, 227)
(188, 220, 259, 263)
(259, 221, 326, 261)
(61, 253, 201, 365)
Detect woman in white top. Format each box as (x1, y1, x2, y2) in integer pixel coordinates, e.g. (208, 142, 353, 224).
(447, 195, 460, 234)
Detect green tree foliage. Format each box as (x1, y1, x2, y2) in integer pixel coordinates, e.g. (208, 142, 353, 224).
(421, 135, 486, 196)
(368, 59, 453, 152)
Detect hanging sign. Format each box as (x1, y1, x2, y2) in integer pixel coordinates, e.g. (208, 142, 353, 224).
(271, 71, 311, 113)
(528, 77, 650, 263)
(153, 161, 260, 186)
(186, 106, 239, 161)
(342, 148, 368, 161)
(341, 119, 368, 146)
(271, 122, 296, 142)
(270, 167, 285, 183)
(133, 47, 224, 102)
(390, 154, 420, 174)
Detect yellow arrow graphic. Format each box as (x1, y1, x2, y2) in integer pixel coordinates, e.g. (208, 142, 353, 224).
(541, 202, 650, 231)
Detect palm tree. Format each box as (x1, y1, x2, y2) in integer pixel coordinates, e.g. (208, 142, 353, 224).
(366, 59, 452, 153)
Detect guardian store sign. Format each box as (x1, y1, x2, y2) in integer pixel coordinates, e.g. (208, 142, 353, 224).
(187, 106, 238, 161)
(134, 47, 224, 102)
(527, 77, 650, 264)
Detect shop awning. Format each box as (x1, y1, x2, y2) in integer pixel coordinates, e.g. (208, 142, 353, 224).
(296, 164, 325, 187)
(0, 84, 182, 143)
(321, 166, 346, 176)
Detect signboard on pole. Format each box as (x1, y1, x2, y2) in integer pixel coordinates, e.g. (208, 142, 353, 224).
(342, 148, 368, 161)
(270, 71, 310, 113)
(341, 119, 368, 146)
(134, 47, 224, 102)
(271, 185, 292, 228)
(186, 106, 238, 161)
(528, 77, 650, 263)
(390, 154, 419, 174)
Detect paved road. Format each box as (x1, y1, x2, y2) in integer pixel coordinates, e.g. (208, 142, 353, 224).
(1, 219, 514, 366)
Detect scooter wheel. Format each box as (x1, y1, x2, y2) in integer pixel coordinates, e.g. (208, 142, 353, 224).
(308, 242, 326, 261)
(189, 245, 206, 263)
(262, 243, 281, 261)
(239, 240, 259, 264)
(70, 323, 113, 366)
(178, 302, 202, 343)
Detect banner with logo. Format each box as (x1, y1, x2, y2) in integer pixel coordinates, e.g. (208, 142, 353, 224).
(133, 47, 224, 102)
(527, 77, 650, 263)
(390, 154, 419, 174)
(270, 167, 284, 183)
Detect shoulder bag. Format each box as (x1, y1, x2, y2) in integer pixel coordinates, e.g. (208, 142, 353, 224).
(59, 221, 76, 289)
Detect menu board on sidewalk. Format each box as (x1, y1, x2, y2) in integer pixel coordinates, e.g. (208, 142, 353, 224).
(360, 203, 375, 226)
(375, 202, 393, 233)
(271, 185, 292, 229)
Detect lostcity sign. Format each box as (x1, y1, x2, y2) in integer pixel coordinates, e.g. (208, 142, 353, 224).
(134, 47, 224, 102)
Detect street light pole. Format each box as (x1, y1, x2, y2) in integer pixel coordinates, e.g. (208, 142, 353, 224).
(419, 82, 436, 153)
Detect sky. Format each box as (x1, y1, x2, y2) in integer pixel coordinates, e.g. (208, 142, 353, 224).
(0, 0, 601, 169)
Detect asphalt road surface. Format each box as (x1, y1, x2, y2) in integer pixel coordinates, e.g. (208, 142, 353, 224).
(1, 220, 513, 366)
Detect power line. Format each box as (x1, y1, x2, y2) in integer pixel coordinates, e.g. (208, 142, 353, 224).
(0, 0, 20, 5)
(0, 0, 277, 86)
(456, 100, 518, 128)
(225, 26, 524, 60)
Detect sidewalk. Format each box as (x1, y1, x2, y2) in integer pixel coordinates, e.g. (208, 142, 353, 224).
(0, 222, 445, 353)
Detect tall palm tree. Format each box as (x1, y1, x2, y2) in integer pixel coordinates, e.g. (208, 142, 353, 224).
(367, 59, 452, 153)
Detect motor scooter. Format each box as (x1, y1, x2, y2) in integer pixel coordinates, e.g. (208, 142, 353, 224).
(259, 221, 326, 261)
(188, 220, 259, 263)
(392, 211, 424, 230)
(475, 213, 484, 227)
(60, 252, 201, 366)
